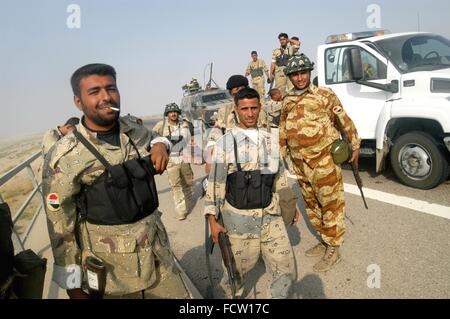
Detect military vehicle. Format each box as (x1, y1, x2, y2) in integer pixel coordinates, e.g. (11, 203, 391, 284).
(180, 64, 234, 128)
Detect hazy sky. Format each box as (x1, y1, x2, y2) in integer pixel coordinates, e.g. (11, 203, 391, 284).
(1, 0, 450, 138)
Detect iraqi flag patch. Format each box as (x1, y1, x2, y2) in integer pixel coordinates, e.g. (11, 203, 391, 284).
(46, 193, 61, 212)
(332, 105, 343, 114)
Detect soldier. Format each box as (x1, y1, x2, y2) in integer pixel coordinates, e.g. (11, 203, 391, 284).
(206, 76, 298, 222)
(153, 103, 194, 221)
(205, 75, 268, 175)
(42, 63, 189, 299)
(41, 117, 79, 156)
(265, 88, 283, 127)
(205, 88, 297, 298)
(245, 51, 270, 100)
(269, 33, 301, 95)
(280, 54, 361, 272)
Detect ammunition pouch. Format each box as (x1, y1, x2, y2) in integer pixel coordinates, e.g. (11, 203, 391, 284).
(226, 171, 275, 210)
(330, 139, 352, 165)
(225, 135, 275, 210)
(250, 67, 264, 78)
(74, 130, 159, 226)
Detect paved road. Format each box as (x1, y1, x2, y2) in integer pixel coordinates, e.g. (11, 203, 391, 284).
(23, 122, 450, 298)
(151, 156, 450, 299)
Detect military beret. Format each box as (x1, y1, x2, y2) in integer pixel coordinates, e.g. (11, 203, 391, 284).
(226, 75, 249, 90)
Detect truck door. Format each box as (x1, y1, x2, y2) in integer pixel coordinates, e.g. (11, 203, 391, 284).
(322, 45, 389, 140)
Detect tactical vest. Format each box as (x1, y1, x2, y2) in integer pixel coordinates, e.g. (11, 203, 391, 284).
(74, 130, 159, 226)
(275, 48, 289, 67)
(250, 67, 264, 78)
(225, 135, 276, 210)
(161, 119, 184, 146)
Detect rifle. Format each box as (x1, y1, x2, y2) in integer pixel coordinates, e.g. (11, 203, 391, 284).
(339, 125, 369, 210)
(206, 212, 242, 299)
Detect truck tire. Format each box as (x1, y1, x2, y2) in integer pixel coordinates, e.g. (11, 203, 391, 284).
(390, 132, 449, 189)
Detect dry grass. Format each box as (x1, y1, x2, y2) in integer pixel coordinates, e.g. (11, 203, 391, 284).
(0, 134, 44, 235)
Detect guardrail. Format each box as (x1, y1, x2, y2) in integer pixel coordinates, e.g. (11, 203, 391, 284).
(0, 151, 44, 254)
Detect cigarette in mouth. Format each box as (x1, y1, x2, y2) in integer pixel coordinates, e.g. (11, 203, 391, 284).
(109, 107, 120, 112)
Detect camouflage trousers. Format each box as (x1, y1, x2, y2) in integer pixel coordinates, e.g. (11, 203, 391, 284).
(223, 202, 296, 298)
(80, 210, 189, 298)
(294, 155, 346, 246)
(104, 261, 189, 299)
(251, 76, 265, 99)
(167, 161, 194, 218)
(274, 67, 294, 95)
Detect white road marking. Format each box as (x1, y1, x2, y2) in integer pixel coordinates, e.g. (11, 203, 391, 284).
(344, 183, 450, 220)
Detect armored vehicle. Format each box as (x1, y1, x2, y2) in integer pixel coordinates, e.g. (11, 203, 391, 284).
(180, 66, 234, 128)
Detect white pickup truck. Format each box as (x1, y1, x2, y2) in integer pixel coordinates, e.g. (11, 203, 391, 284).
(316, 30, 450, 189)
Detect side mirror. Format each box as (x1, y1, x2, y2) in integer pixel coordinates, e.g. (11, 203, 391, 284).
(327, 54, 335, 63)
(349, 48, 363, 81)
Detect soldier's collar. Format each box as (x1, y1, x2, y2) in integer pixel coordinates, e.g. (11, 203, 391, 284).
(79, 117, 122, 146)
(308, 83, 319, 94)
(233, 127, 259, 144)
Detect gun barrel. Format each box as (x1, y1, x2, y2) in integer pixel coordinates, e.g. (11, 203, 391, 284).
(351, 163, 369, 210)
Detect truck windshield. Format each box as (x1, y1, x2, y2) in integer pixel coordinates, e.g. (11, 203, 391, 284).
(375, 34, 450, 73)
(201, 92, 228, 103)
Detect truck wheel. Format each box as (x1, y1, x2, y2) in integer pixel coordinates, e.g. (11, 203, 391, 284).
(390, 132, 449, 189)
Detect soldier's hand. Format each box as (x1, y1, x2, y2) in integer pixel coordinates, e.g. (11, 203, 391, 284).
(208, 215, 227, 244)
(67, 288, 90, 299)
(150, 142, 169, 174)
(291, 208, 300, 225)
(349, 149, 360, 168)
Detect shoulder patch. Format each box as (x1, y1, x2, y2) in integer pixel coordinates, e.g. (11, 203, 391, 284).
(46, 193, 61, 212)
(332, 105, 343, 114)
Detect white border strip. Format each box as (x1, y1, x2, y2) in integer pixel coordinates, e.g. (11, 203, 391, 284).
(344, 183, 450, 220)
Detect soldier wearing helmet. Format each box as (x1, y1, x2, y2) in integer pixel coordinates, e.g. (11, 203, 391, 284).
(280, 53, 361, 272)
(153, 103, 194, 221)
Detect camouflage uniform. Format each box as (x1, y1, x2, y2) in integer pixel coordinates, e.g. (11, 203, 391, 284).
(42, 116, 189, 298)
(42, 127, 62, 156)
(208, 102, 298, 226)
(272, 45, 299, 94)
(245, 59, 269, 99)
(265, 100, 283, 128)
(153, 119, 194, 219)
(280, 84, 361, 247)
(204, 127, 296, 299)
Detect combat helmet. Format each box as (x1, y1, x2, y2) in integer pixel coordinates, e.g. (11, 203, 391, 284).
(164, 103, 182, 116)
(284, 53, 315, 76)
